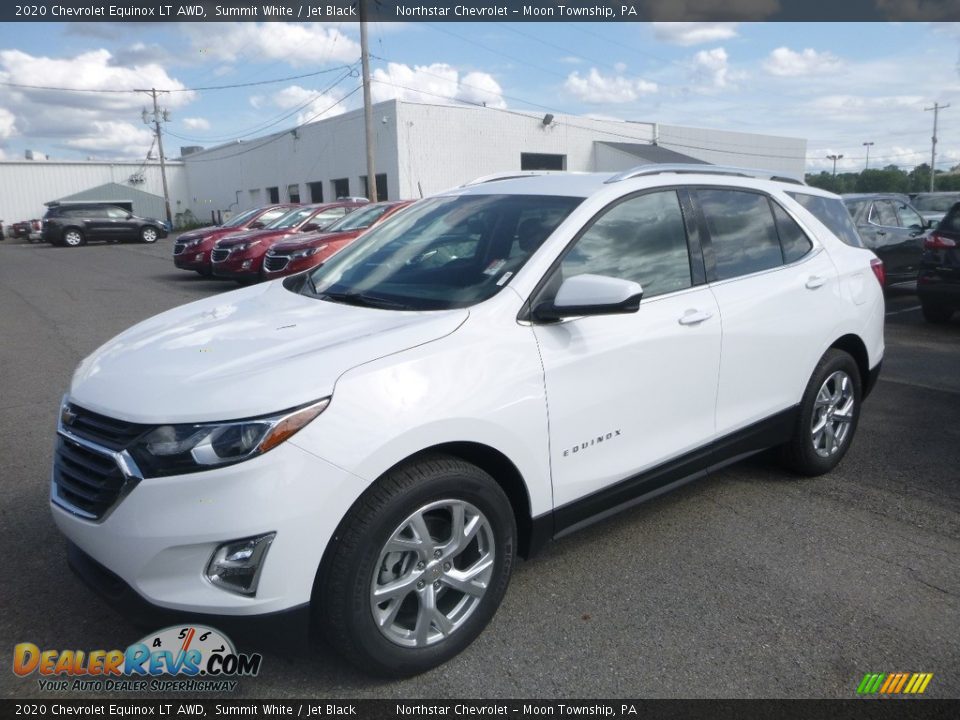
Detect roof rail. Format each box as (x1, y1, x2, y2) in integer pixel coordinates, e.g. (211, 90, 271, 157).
(460, 171, 554, 187)
(605, 163, 806, 186)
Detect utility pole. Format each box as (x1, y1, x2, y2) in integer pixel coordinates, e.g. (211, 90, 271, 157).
(137, 88, 172, 227)
(924, 102, 949, 192)
(827, 154, 843, 177)
(862, 142, 874, 170)
(359, 0, 377, 202)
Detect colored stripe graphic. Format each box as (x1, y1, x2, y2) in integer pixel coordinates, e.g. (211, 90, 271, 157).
(857, 672, 933, 695)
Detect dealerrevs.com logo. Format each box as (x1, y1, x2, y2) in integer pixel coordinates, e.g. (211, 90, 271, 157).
(13, 625, 262, 692)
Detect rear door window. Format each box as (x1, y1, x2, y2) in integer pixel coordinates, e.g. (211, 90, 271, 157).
(771, 203, 813, 264)
(869, 201, 899, 227)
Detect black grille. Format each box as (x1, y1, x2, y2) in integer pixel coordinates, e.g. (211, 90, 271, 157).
(53, 437, 130, 520)
(173, 243, 186, 256)
(263, 255, 290, 272)
(63, 404, 150, 451)
(211, 248, 230, 262)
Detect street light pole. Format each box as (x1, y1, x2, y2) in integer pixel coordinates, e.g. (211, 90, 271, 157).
(862, 142, 874, 171)
(827, 154, 844, 177)
(359, 0, 377, 202)
(924, 102, 950, 192)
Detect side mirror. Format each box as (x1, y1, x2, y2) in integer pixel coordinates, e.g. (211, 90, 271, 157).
(249, 221, 264, 229)
(533, 274, 643, 323)
(301, 222, 321, 232)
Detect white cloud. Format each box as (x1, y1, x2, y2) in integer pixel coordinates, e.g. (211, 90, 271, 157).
(0, 48, 194, 158)
(691, 47, 731, 89)
(808, 94, 925, 122)
(182, 117, 210, 131)
(370, 62, 506, 109)
(0, 107, 16, 140)
(764, 47, 842, 77)
(565, 68, 658, 104)
(254, 84, 349, 125)
(653, 22, 739, 46)
(186, 23, 360, 67)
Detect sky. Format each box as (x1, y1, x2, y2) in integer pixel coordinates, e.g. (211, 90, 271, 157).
(1, 21, 960, 174)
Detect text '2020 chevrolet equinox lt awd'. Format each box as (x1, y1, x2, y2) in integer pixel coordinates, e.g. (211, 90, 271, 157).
(51, 165, 884, 676)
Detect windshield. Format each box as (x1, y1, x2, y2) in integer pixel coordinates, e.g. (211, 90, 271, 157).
(266, 206, 318, 230)
(300, 194, 582, 311)
(222, 207, 260, 228)
(914, 195, 960, 212)
(323, 203, 396, 233)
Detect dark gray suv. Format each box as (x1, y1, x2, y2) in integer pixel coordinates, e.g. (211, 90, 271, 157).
(41, 203, 168, 247)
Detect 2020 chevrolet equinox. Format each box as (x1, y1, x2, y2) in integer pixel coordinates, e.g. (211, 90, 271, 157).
(51, 165, 884, 676)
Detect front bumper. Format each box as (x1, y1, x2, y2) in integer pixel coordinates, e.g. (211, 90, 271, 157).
(67, 541, 312, 651)
(212, 252, 264, 280)
(51, 441, 367, 619)
(173, 246, 211, 272)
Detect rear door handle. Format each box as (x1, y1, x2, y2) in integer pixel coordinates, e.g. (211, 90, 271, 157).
(678, 309, 713, 326)
(805, 275, 827, 289)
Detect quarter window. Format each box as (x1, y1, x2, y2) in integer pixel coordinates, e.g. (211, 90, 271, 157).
(790, 192, 864, 248)
(554, 190, 692, 299)
(697, 189, 782, 281)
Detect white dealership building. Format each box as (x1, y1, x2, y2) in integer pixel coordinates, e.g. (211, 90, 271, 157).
(0, 99, 806, 226)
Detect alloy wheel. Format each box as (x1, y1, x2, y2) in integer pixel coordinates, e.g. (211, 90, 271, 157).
(370, 499, 495, 648)
(811, 370, 855, 458)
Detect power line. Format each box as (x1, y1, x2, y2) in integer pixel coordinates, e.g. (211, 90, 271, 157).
(0, 65, 356, 95)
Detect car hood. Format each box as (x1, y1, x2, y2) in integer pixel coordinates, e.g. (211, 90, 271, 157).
(272, 229, 360, 252)
(215, 228, 290, 247)
(69, 281, 469, 424)
(177, 227, 223, 243)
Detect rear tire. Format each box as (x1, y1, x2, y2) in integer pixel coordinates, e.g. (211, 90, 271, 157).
(62, 228, 85, 247)
(317, 454, 516, 677)
(781, 349, 861, 477)
(921, 302, 954, 324)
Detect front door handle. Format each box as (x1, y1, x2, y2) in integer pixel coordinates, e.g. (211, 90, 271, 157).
(678, 309, 713, 326)
(805, 275, 827, 289)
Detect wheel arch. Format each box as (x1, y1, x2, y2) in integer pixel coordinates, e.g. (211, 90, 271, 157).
(829, 333, 872, 398)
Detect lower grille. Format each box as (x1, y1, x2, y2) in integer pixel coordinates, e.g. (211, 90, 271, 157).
(53, 437, 130, 520)
(263, 255, 290, 272)
(211, 248, 230, 263)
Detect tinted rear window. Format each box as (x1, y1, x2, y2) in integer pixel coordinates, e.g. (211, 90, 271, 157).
(788, 192, 864, 248)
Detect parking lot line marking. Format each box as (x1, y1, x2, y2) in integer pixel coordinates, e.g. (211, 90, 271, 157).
(885, 305, 921, 316)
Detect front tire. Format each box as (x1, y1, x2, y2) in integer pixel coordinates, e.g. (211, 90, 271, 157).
(140, 226, 159, 244)
(317, 455, 516, 677)
(781, 349, 862, 477)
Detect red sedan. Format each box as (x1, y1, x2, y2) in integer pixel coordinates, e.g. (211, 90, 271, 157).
(211, 200, 367, 282)
(173, 204, 295, 276)
(261, 200, 413, 281)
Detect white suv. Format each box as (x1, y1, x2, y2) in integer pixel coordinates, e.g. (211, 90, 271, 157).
(51, 165, 884, 676)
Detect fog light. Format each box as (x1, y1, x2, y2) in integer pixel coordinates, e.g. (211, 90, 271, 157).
(241, 260, 252, 270)
(194, 253, 203, 261)
(205, 533, 275, 596)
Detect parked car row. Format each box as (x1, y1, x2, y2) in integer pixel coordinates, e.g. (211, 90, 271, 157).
(174, 199, 412, 283)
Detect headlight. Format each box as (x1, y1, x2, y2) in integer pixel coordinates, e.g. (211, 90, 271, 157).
(292, 245, 324, 259)
(235, 240, 260, 252)
(127, 398, 329, 477)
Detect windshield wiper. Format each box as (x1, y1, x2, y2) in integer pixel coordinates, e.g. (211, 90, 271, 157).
(319, 291, 412, 310)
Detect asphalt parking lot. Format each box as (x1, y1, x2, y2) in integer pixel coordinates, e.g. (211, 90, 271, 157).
(0, 236, 958, 699)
